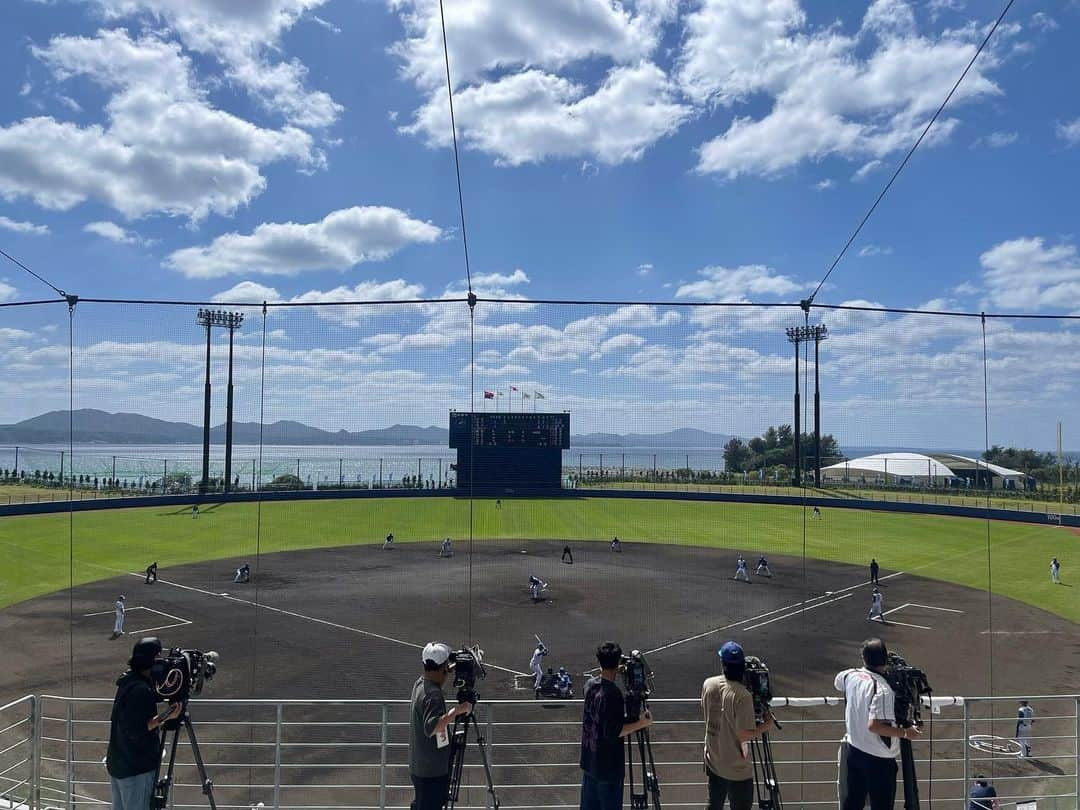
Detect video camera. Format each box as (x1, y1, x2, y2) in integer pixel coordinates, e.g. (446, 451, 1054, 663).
(620, 650, 653, 720)
(449, 644, 486, 704)
(742, 655, 774, 721)
(884, 651, 932, 728)
(150, 648, 219, 704)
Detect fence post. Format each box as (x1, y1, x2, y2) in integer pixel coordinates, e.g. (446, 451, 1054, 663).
(379, 704, 388, 810)
(485, 704, 495, 810)
(961, 699, 969, 796)
(1075, 696, 1079, 807)
(65, 701, 73, 810)
(273, 704, 283, 810)
(30, 696, 40, 810)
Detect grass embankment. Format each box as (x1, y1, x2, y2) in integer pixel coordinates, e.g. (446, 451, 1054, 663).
(0, 497, 1073, 622)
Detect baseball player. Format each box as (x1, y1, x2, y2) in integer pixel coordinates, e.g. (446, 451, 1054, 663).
(191, 504, 199, 519)
(557, 667, 572, 698)
(561, 544, 574, 564)
(1050, 558, 1060, 584)
(529, 575, 548, 602)
(867, 587, 885, 623)
(144, 562, 158, 584)
(611, 536, 622, 553)
(383, 532, 394, 550)
(755, 554, 772, 577)
(529, 642, 548, 688)
(870, 558, 880, 585)
(733, 555, 751, 583)
(496, 499, 502, 510)
(1016, 700, 1034, 757)
(234, 563, 251, 583)
(440, 537, 454, 558)
(812, 506, 822, 519)
(111, 595, 125, 639)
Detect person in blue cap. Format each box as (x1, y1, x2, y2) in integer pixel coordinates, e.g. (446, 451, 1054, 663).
(701, 641, 775, 810)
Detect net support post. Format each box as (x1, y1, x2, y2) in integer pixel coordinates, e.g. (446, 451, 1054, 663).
(30, 696, 40, 810)
(961, 699, 969, 792)
(273, 704, 283, 810)
(485, 705, 495, 810)
(65, 702, 73, 810)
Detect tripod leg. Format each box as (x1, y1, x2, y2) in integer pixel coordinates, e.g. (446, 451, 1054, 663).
(471, 729, 501, 810)
(182, 715, 218, 810)
(638, 729, 662, 810)
(153, 723, 181, 810)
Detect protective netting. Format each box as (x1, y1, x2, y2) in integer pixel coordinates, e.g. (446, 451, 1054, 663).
(0, 297, 1077, 805)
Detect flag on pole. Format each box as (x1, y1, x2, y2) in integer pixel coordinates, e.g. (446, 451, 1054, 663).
(522, 392, 531, 399)
(483, 390, 495, 399)
(534, 391, 545, 399)
(510, 386, 520, 392)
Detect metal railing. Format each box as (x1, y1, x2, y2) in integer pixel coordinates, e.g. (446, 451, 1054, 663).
(1, 695, 1076, 810)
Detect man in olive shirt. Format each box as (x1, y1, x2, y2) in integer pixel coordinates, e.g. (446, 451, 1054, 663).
(409, 642, 473, 810)
(701, 641, 775, 810)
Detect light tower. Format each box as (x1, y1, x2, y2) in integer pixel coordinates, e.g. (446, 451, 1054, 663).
(196, 309, 244, 494)
(785, 322, 828, 487)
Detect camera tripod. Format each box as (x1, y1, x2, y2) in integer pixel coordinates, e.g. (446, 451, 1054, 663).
(899, 733, 920, 810)
(749, 731, 783, 810)
(153, 706, 217, 810)
(625, 698, 661, 810)
(446, 703, 500, 810)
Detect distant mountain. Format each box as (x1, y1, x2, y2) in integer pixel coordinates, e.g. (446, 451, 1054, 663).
(0, 410, 737, 449)
(0, 410, 449, 446)
(571, 427, 733, 447)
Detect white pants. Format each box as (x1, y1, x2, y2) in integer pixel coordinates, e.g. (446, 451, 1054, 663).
(531, 584, 541, 600)
(868, 606, 883, 621)
(1016, 725, 1031, 756)
(756, 565, 771, 576)
(114, 612, 124, 634)
(734, 568, 750, 582)
(532, 663, 543, 688)
(1051, 568, 1059, 584)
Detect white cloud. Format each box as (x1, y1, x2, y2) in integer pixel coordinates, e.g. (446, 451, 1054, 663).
(979, 236, 1080, 311)
(392, 1, 688, 166)
(1029, 12, 1058, 33)
(0, 215, 49, 235)
(687, 0, 1006, 179)
(852, 160, 885, 181)
(814, 179, 835, 191)
(952, 281, 979, 296)
(212, 281, 283, 304)
(92, 0, 342, 128)
(0, 29, 321, 221)
(165, 206, 442, 278)
(857, 244, 893, 258)
(636, 263, 653, 276)
(1057, 118, 1080, 146)
(83, 220, 143, 245)
(402, 62, 690, 166)
(471, 269, 530, 288)
(0, 281, 16, 302)
(676, 265, 806, 301)
(971, 130, 1018, 149)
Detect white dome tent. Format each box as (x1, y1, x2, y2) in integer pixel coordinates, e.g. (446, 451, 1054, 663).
(822, 452, 1027, 490)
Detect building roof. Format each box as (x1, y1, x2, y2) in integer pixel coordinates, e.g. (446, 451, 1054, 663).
(822, 452, 1024, 479)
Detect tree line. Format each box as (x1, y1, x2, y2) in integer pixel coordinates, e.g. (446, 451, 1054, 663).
(722, 425, 841, 475)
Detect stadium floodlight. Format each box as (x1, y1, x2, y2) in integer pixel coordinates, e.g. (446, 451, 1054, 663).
(785, 324, 828, 488)
(196, 310, 244, 495)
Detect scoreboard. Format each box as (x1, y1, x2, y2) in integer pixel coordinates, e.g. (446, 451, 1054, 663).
(449, 412, 570, 449)
(449, 412, 570, 492)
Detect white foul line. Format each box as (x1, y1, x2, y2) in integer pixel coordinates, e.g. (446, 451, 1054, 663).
(124, 572, 529, 678)
(905, 602, 964, 614)
(741, 593, 854, 631)
(642, 571, 905, 657)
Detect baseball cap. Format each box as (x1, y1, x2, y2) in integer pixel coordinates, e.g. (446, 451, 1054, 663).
(422, 642, 451, 666)
(129, 636, 162, 669)
(719, 641, 745, 664)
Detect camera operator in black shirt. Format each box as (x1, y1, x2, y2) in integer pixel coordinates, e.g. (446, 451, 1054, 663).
(107, 637, 181, 810)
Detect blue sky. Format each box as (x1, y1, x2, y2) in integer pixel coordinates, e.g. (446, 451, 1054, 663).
(0, 0, 1078, 449)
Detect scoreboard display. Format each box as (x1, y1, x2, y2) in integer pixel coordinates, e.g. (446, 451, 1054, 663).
(449, 412, 570, 492)
(449, 412, 570, 449)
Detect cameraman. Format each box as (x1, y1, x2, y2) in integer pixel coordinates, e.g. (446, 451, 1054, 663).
(409, 642, 473, 810)
(701, 641, 774, 810)
(107, 637, 181, 810)
(834, 638, 920, 810)
(579, 641, 653, 810)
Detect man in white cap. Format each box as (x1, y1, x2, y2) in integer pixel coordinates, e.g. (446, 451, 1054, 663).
(111, 595, 126, 639)
(410, 642, 472, 810)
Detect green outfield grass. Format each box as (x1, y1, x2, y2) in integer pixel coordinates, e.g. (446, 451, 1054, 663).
(0, 497, 1074, 621)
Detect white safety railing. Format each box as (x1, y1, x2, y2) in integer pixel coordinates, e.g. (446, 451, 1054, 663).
(1, 694, 1076, 810)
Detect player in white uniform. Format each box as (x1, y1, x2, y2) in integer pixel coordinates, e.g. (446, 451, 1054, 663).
(1050, 558, 1060, 584)
(111, 595, 125, 639)
(867, 587, 885, 623)
(529, 575, 548, 602)
(1016, 700, 1034, 757)
(440, 537, 454, 557)
(529, 642, 547, 689)
(755, 555, 772, 577)
(733, 556, 751, 583)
